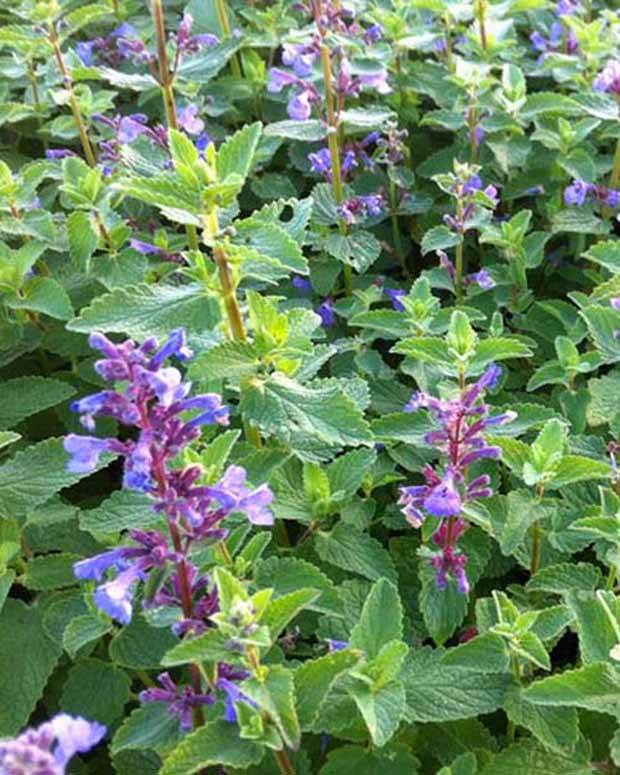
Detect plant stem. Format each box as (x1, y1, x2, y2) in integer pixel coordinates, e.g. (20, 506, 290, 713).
(214, 245, 247, 342)
(455, 239, 464, 304)
(214, 0, 242, 78)
(475, 0, 488, 51)
(389, 177, 408, 275)
(49, 27, 97, 166)
(151, 0, 199, 252)
(530, 520, 541, 576)
(602, 132, 620, 220)
(320, 44, 352, 294)
(273, 749, 296, 775)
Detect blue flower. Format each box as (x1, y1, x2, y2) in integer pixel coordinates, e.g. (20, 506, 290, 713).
(385, 288, 407, 311)
(317, 298, 336, 327)
(423, 472, 462, 517)
(63, 435, 118, 473)
(73, 549, 126, 581)
(93, 565, 141, 624)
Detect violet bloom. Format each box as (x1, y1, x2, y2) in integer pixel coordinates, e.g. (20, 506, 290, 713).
(177, 104, 205, 136)
(140, 673, 215, 731)
(46, 148, 78, 160)
(398, 365, 514, 593)
(267, 68, 319, 121)
(594, 60, 620, 94)
(308, 148, 332, 178)
(0, 715, 106, 775)
(385, 288, 407, 311)
(201, 465, 275, 526)
(292, 275, 313, 293)
(338, 193, 385, 224)
(282, 42, 319, 77)
(557, 0, 579, 16)
(431, 519, 469, 593)
(74, 530, 171, 624)
(129, 239, 183, 264)
(364, 23, 383, 44)
(176, 13, 219, 55)
(563, 179, 620, 209)
(317, 298, 336, 327)
(611, 298, 620, 310)
(466, 269, 496, 290)
(531, 23, 578, 59)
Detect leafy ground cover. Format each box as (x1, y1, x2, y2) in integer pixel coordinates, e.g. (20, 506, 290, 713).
(1, 0, 620, 772)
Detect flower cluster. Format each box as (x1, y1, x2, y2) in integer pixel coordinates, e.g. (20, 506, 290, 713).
(594, 60, 620, 94)
(530, 23, 578, 60)
(65, 329, 273, 628)
(0, 715, 105, 775)
(337, 193, 386, 224)
(443, 173, 499, 234)
(113, 13, 218, 68)
(398, 365, 514, 592)
(76, 22, 136, 67)
(564, 179, 620, 209)
(308, 132, 380, 181)
(438, 251, 496, 292)
(140, 665, 256, 730)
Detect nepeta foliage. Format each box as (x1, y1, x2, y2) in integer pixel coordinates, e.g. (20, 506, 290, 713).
(1, 0, 620, 772)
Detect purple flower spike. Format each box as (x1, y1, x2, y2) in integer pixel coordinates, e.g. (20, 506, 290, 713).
(308, 148, 332, 178)
(292, 275, 313, 293)
(467, 269, 496, 290)
(267, 68, 299, 93)
(0, 714, 106, 774)
(611, 298, 620, 310)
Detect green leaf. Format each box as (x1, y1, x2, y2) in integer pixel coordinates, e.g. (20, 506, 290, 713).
(0, 376, 76, 430)
(526, 562, 601, 594)
(350, 578, 403, 659)
(324, 230, 382, 273)
(0, 600, 62, 735)
(109, 614, 178, 669)
(564, 591, 619, 665)
(236, 218, 307, 274)
(584, 240, 620, 274)
(79, 489, 161, 536)
(348, 679, 406, 747)
(67, 210, 98, 269)
(391, 337, 452, 366)
(441, 633, 510, 673)
(161, 720, 263, 775)
(254, 557, 342, 616)
(0, 438, 115, 519)
(479, 740, 592, 775)
(264, 120, 327, 141)
(402, 648, 512, 723)
(61, 658, 131, 726)
(552, 209, 609, 235)
(189, 341, 259, 381)
(162, 628, 236, 667)
(320, 743, 419, 775)
(505, 687, 579, 753)
(294, 649, 360, 729)
(21, 553, 81, 590)
(547, 455, 611, 489)
(111, 702, 181, 756)
(524, 663, 620, 714)
(419, 569, 468, 645)
(7, 277, 73, 320)
(0, 432, 20, 451)
(243, 665, 300, 749)
(67, 283, 219, 340)
(581, 305, 620, 361)
(327, 449, 376, 501)
(469, 337, 534, 369)
(63, 614, 112, 658)
(263, 588, 321, 639)
(315, 523, 397, 584)
(240, 372, 372, 453)
(421, 225, 461, 255)
(217, 124, 262, 182)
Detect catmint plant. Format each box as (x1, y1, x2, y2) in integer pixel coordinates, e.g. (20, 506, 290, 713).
(399, 364, 514, 593)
